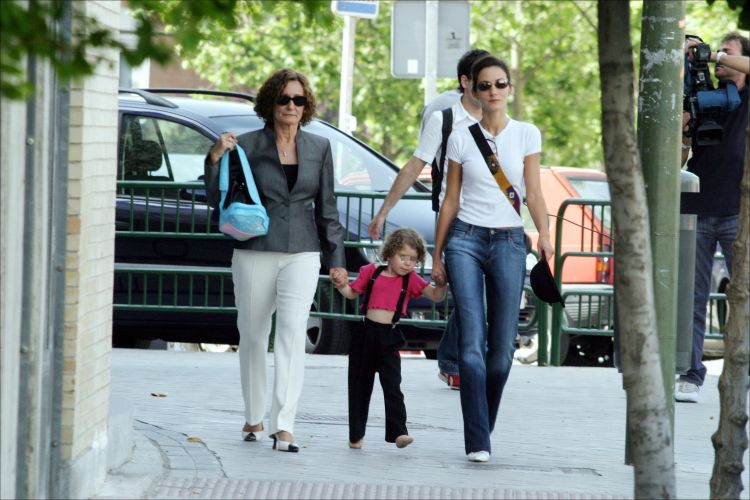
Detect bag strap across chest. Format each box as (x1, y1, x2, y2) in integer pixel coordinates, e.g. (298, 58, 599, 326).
(360, 265, 410, 326)
(468, 123, 521, 215)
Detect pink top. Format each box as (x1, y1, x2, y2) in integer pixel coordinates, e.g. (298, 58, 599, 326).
(350, 263, 429, 316)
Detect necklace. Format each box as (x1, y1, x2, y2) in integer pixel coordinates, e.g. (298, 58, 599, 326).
(277, 142, 292, 159)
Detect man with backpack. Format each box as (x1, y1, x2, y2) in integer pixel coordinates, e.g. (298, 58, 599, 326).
(368, 49, 489, 389)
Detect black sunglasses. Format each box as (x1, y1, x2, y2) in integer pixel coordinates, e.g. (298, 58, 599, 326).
(477, 79, 510, 92)
(276, 95, 308, 107)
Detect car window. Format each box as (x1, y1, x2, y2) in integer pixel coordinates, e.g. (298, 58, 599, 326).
(567, 178, 610, 200)
(305, 122, 403, 192)
(568, 177, 612, 230)
(119, 114, 213, 183)
(211, 115, 411, 193)
(521, 177, 612, 233)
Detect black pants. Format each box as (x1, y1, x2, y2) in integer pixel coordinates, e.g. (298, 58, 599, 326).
(348, 319, 407, 443)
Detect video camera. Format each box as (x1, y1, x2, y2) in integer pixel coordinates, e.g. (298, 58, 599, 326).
(683, 35, 741, 146)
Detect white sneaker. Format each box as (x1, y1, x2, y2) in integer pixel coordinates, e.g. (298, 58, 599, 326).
(467, 451, 490, 462)
(675, 381, 700, 403)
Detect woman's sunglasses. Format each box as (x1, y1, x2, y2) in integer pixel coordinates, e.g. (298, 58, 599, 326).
(477, 79, 510, 92)
(276, 95, 308, 107)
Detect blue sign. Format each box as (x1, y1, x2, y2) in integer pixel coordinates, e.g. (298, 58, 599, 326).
(332, 1, 379, 19)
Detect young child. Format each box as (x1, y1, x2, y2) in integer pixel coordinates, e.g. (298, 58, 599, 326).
(333, 228, 447, 449)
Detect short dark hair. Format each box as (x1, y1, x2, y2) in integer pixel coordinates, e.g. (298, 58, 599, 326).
(380, 228, 427, 263)
(721, 32, 750, 57)
(470, 56, 512, 92)
(254, 68, 317, 126)
(456, 49, 491, 93)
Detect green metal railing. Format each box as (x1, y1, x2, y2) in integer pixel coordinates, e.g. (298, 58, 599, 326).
(114, 181, 726, 360)
(542, 198, 615, 366)
(540, 197, 727, 366)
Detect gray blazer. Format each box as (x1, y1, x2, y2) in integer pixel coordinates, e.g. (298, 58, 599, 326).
(204, 125, 345, 269)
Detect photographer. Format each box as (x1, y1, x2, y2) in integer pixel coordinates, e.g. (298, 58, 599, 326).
(685, 37, 750, 78)
(678, 32, 749, 403)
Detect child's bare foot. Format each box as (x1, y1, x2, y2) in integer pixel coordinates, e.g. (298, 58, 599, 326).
(348, 439, 363, 449)
(395, 435, 413, 448)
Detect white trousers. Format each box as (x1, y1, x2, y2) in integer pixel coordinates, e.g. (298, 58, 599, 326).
(231, 249, 320, 436)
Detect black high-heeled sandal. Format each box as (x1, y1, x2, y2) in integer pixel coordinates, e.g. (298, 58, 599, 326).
(271, 433, 299, 453)
(241, 423, 263, 442)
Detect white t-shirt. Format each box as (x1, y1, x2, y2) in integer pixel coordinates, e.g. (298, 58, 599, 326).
(446, 118, 542, 228)
(414, 98, 479, 207)
(419, 90, 461, 135)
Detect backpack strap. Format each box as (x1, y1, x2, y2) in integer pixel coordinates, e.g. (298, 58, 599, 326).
(360, 265, 387, 314)
(391, 272, 411, 326)
(430, 107, 453, 213)
(467, 123, 521, 215)
(360, 265, 411, 326)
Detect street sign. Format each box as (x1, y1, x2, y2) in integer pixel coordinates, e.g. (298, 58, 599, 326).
(391, 0, 470, 78)
(331, 1, 379, 19)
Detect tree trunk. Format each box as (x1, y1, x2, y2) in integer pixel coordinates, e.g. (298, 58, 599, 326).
(597, 2, 676, 498)
(710, 97, 750, 500)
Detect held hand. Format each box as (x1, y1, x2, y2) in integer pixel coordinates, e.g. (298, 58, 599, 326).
(431, 255, 447, 287)
(537, 236, 555, 263)
(367, 212, 386, 241)
(329, 267, 348, 288)
(209, 132, 238, 165)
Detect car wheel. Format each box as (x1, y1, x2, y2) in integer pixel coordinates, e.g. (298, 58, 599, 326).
(306, 285, 352, 355)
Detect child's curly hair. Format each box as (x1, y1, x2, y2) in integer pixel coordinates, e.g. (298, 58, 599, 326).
(380, 228, 427, 263)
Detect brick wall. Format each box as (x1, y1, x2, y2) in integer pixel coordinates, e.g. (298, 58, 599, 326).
(61, 0, 120, 491)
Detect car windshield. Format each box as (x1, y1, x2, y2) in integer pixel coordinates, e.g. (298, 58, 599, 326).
(521, 176, 612, 233)
(211, 114, 413, 193)
(568, 177, 612, 230)
(567, 178, 610, 200)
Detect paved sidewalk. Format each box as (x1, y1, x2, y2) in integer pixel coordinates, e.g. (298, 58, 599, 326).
(99, 349, 742, 499)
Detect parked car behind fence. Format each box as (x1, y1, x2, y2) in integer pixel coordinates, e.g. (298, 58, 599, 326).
(114, 88, 449, 354)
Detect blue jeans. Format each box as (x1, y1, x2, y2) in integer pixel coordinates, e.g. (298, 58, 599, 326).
(437, 299, 460, 375)
(682, 215, 737, 386)
(444, 219, 526, 454)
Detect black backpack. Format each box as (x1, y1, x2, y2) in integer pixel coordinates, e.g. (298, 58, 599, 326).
(430, 107, 453, 213)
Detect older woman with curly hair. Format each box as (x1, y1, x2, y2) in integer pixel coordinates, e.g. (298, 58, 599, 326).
(204, 69, 347, 453)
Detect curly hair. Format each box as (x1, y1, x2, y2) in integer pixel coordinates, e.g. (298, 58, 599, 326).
(254, 68, 317, 126)
(380, 228, 427, 263)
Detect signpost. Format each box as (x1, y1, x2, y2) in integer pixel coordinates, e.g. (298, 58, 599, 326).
(391, 0, 470, 105)
(332, 1, 379, 135)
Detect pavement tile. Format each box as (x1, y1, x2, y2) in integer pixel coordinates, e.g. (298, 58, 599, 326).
(103, 349, 746, 500)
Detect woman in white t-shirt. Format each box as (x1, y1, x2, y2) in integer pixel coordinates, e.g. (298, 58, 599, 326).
(431, 55, 554, 463)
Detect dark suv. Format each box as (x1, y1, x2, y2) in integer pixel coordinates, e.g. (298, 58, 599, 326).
(114, 89, 443, 353)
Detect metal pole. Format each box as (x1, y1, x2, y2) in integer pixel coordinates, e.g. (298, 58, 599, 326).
(338, 15, 356, 135)
(633, 0, 685, 463)
(424, 0, 439, 106)
(48, 1, 72, 495)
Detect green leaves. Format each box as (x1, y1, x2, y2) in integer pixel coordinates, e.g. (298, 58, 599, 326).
(0, 0, 333, 100)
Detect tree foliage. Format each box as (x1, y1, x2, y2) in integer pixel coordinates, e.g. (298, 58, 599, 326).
(1, 0, 746, 163)
(179, 0, 744, 168)
(0, 0, 332, 100)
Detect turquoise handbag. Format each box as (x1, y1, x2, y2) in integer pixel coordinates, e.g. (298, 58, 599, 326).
(218, 144, 269, 241)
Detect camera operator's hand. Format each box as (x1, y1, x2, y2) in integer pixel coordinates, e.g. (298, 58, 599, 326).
(684, 38, 701, 62)
(685, 37, 750, 75)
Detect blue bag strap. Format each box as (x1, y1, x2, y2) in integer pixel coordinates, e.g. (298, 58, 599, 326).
(218, 143, 263, 213)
